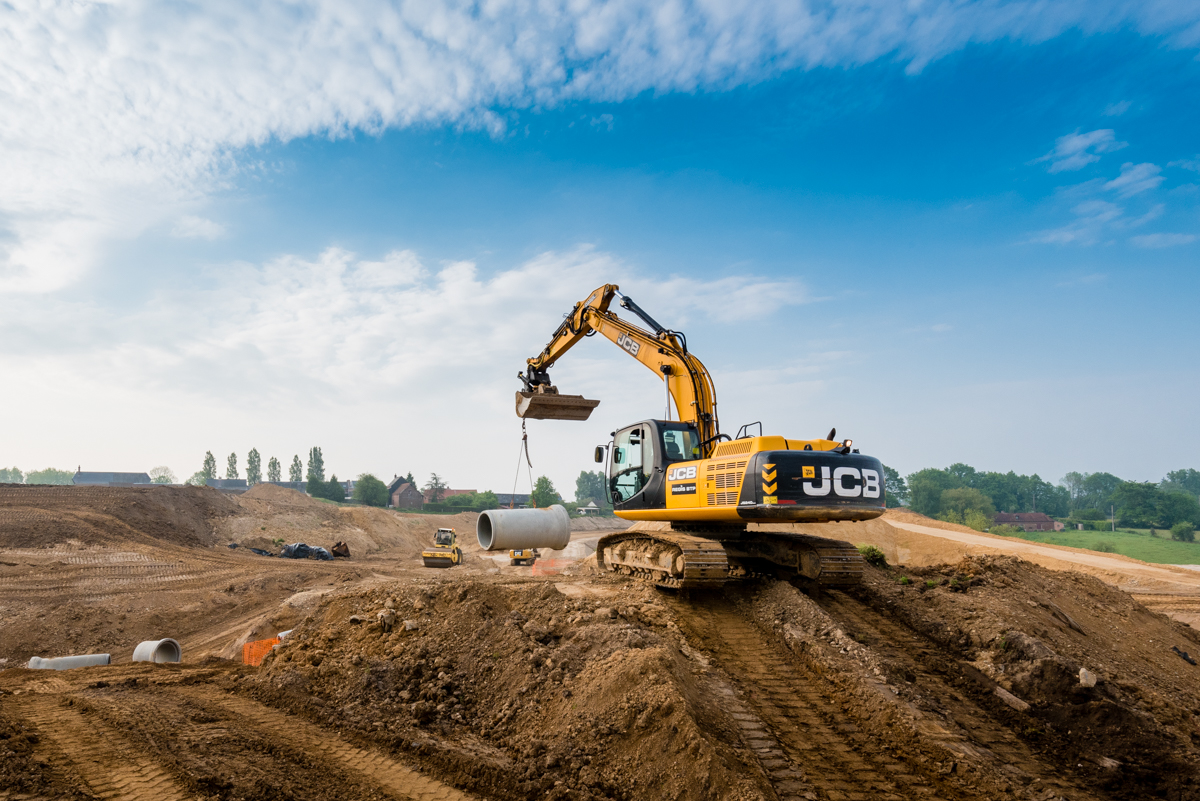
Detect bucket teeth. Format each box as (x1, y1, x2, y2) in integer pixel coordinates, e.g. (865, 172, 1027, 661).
(515, 391, 600, 421)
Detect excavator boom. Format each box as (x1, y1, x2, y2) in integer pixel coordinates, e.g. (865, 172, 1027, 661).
(517, 284, 721, 454)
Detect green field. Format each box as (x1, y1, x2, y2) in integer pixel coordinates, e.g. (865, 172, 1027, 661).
(993, 526, 1200, 565)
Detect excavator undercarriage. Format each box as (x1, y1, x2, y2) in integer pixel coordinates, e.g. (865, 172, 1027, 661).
(597, 524, 865, 589)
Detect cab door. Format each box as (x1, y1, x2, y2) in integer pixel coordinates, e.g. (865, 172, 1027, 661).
(608, 423, 664, 511)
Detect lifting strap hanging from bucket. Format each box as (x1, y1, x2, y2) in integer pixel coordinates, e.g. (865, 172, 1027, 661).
(510, 419, 534, 508)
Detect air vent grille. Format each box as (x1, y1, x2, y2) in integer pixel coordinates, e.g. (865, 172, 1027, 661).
(713, 440, 753, 457)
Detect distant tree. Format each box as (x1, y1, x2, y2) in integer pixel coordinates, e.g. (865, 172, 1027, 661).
(353, 474, 389, 507)
(309, 472, 344, 502)
(530, 475, 561, 508)
(1158, 491, 1200, 528)
(881, 465, 908, 507)
(148, 466, 177, 484)
(306, 447, 325, 484)
(962, 509, 991, 532)
(1077, 472, 1123, 513)
(1061, 471, 1085, 507)
(1171, 522, 1196, 543)
(246, 449, 262, 485)
(289, 455, 303, 483)
(0, 467, 23, 483)
(424, 473, 447, 503)
(446, 492, 478, 507)
(405, 471, 415, 485)
(267, 456, 282, 483)
(25, 468, 74, 485)
(905, 469, 961, 516)
(225, 452, 239, 480)
(202, 451, 217, 481)
(473, 490, 500, 511)
(575, 470, 607, 505)
(328, 473, 345, 501)
(1112, 482, 1162, 528)
(186, 471, 207, 486)
(1163, 469, 1200, 500)
(939, 487, 996, 519)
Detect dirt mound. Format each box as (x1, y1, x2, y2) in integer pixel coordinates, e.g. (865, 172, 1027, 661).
(822, 556, 1200, 798)
(251, 578, 763, 801)
(0, 484, 239, 549)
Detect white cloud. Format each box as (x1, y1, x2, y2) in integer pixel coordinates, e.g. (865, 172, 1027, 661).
(0, 244, 805, 404)
(1037, 129, 1127, 173)
(3, 2, 1200, 293)
(1130, 232, 1196, 248)
(171, 216, 226, 240)
(1028, 199, 1123, 244)
(1103, 100, 1131, 116)
(1103, 162, 1164, 197)
(1169, 157, 1200, 172)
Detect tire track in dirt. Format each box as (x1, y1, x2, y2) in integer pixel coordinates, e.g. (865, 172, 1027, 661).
(178, 686, 476, 801)
(14, 694, 190, 801)
(817, 590, 1088, 799)
(672, 595, 958, 801)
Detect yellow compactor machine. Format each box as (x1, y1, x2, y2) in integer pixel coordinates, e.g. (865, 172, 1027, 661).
(421, 527, 464, 568)
(517, 284, 886, 589)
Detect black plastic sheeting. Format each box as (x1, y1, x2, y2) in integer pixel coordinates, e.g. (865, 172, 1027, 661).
(226, 542, 332, 560)
(280, 542, 334, 561)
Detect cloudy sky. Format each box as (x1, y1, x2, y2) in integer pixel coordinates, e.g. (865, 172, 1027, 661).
(2, 0, 1199, 494)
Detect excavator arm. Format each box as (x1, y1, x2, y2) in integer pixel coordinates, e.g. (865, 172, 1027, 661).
(518, 284, 722, 454)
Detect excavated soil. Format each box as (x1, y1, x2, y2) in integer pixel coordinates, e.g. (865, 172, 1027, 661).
(5, 485, 1200, 800)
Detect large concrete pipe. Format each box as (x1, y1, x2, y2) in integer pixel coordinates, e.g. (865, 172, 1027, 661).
(477, 504, 571, 551)
(27, 654, 111, 670)
(132, 638, 181, 663)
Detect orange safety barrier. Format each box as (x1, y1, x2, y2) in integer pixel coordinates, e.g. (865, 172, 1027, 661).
(530, 558, 575, 577)
(241, 635, 281, 666)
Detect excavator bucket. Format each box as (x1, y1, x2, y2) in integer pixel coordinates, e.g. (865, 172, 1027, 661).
(515, 391, 600, 421)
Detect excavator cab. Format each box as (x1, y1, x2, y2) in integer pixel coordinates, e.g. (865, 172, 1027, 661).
(607, 420, 699, 511)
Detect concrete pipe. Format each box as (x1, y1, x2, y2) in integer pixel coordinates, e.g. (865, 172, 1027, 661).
(132, 638, 181, 663)
(477, 504, 571, 551)
(27, 654, 111, 670)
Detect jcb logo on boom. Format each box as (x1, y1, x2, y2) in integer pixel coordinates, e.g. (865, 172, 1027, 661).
(667, 466, 697, 481)
(617, 333, 641, 356)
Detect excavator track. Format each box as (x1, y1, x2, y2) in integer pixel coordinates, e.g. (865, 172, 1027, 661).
(597, 528, 865, 589)
(597, 530, 734, 588)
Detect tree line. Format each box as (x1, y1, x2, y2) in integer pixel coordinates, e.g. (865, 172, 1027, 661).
(885, 463, 1200, 534)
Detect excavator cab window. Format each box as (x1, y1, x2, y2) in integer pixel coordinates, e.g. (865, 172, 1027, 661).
(661, 425, 700, 462)
(610, 426, 653, 503)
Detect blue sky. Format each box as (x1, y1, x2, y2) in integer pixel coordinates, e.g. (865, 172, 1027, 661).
(1, 3, 1198, 493)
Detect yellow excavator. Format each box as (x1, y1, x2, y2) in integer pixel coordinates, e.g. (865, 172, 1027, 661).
(517, 284, 885, 589)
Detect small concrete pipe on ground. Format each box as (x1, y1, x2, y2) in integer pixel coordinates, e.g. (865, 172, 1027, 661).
(132, 638, 181, 663)
(27, 654, 111, 670)
(477, 504, 571, 551)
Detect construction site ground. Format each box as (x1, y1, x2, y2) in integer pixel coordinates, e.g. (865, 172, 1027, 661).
(4, 485, 1200, 800)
